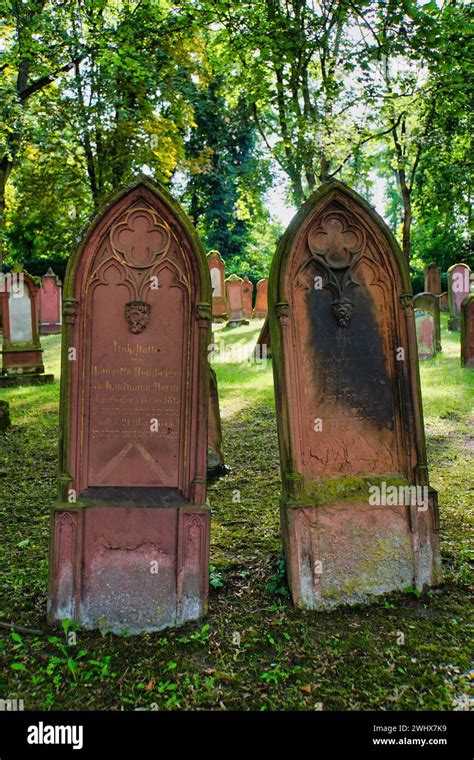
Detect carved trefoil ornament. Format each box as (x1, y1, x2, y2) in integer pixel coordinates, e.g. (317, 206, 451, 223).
(303, 210, 366, 327)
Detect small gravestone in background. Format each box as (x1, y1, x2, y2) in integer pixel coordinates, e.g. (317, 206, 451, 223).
(269, 180, 441, 609)
(207, 250, 228, 322)
(460, 293, 474, 369)
(413, 292, 441, 359)
(255, 316, 271, 359)
(40, 268, 62, 334)
(0, 400, 10, 432)
(424, 262, 442, 294)
(0, 269, 54, 387)
(253, 278, 268, 319)
(447, 263, 470, 331)
(225, 274, 249, 327)
(438, 292, 449, 312)
(242, 276, 254, 319)
(207, 367, 226, 477)
(48, 177, 212, 633)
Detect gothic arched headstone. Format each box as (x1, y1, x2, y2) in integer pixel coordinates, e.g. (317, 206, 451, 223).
(48, 177, 212, 632)
(269, 180, 442, 609)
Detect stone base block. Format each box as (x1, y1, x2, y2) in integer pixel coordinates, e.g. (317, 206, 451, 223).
(281, 496, 441, 610)
(0, 374, 54, 387)
(448, 317, 460, 331)
(48, 504, 210, 634)
(226, 319, 250, 328)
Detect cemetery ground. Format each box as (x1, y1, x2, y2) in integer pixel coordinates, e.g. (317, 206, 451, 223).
(0, 316, 472, 711)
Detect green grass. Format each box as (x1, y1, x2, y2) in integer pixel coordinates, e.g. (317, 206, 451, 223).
(0, 318, 472, 711)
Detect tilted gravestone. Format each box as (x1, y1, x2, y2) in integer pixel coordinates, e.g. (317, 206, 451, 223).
(253, 278, 268, 319)
(460, 293, 474, 369)
(207, 250, 227, 322)
(225, 274, 249, 326)
(40, 268, 62, 334)
(413, 292, 441, 359)
(269, 180, 441, 609)
(207, 367, 225, 477)
(48, 177, 212, 632)
(0, 269, 53, 386)
(423, 263, 442, 295)
(447, 263, 470, 331)
(242, 276, 254, 319)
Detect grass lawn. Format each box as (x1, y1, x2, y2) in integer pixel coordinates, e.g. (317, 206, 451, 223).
(0, 315, 472, 710)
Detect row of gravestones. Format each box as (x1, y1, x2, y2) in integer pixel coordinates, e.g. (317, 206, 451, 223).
(413, 263, 473, 362)
(0, 176, 472, 633)
(207, 251, 268, 324)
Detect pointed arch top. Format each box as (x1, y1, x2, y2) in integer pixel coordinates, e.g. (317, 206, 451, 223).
(269, 179, 411, 308)
(64, 174, 211, 305)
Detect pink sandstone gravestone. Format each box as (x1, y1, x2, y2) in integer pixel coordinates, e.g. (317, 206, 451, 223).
(269, 180, 442, 609)
(413, 292, 441, 359)
(0, 269, 53, 386)
(225, 274, 249, 326)
(447, 263, 470, 331)
(48, 177, 212, 633)
(460, 293, 474, 369)
(40, 268, 62, 334)
(253, 278, 268, 319)
(207, 250, 227, 322)
(424, 263, 442, 295)
(242, 276, 254, 319)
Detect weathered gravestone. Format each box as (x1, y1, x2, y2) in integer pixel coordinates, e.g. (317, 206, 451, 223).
(438, 292, 449, 312)
(255, 316, 271, 360)
(253, 278, 268, 319)
(0, 269, 54, 386)
(225, 274, 249, 327)
(269, 180, 442, 609)
(48, 177, 212, 632)
(40, 268, 62, 334)
(460, 293, 474, 369)
(208, 367, 226, 477)
(207, 250, 227, 322)
(413, 292, 441, 359)
(242, 276, 254, 319)
(424, 262, 442, 295)
(447, 263, 470, 331)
